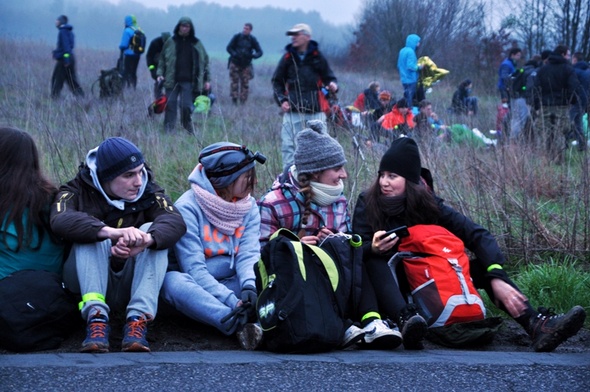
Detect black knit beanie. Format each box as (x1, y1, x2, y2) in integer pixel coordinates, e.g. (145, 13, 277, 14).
(378, 137, 421, 184)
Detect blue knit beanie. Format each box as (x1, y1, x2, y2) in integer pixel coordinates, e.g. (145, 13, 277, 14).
(96, 137, 145, 182)
(198, 142, 259, 189)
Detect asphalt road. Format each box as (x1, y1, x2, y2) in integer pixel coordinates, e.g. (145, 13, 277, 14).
(2, 350, 589, 391)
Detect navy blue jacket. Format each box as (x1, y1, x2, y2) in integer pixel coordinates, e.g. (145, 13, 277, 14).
(53, 24, 75, 64)
(573, 61, 590, 108)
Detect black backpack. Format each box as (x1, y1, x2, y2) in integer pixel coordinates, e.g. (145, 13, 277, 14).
(0, 270, 81, 352)
(511, 65, 538, 100)
(255, 229, 362, 353)
(92, 67, 123, 98)
(130, 28, 146, 54)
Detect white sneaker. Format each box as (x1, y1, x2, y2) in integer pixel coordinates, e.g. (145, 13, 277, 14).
(237, 323, 263, 350)
(341, 324, 365, 348)
(361, 319, 402, 350)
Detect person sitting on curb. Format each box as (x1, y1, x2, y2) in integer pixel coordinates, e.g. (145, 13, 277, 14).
(161, 142, 267, 350)
(258, 120, 403, 350)
(51, 137, 186, 353)
(353, 137, 587, 351)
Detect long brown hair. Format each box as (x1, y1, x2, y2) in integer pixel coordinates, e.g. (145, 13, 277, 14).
(363, 174, 440, 231)
(0, 127, 57, 251)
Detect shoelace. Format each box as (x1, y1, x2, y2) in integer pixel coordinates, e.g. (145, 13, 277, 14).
(87, 321, 108, 339)
(126, 315, 153, 338)
(536, 307, 560, 320)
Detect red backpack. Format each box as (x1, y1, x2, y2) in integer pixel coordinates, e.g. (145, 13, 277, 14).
(389, 224, 486, 327)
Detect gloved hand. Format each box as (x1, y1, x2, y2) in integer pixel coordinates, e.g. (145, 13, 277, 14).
(220, 303, 249, 333)
(241, 285, 257, 306)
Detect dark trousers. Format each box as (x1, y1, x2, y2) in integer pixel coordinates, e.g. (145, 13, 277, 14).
(123, 55, 140, 88)
(164, 82, 194, 133)
(51, 59, 84, 98)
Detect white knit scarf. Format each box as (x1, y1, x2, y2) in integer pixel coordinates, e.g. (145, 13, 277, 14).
(191, 183, 252, 235)
(310, 180, 344, 206)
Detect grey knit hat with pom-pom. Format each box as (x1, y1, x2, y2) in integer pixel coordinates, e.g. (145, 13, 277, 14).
(294, 120, 347, 174)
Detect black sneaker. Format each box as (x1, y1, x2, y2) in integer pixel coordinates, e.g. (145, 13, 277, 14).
(399, 305, 428, 350)
(81, 312, 110, 353)
(122, 314, 153, 352)
(529, 306, 586, 352)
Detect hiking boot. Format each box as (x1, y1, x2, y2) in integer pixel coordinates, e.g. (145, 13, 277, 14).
(237, 323, 263, 350)
(399, 305, 428, 350)
(81, 313, 110, 353)
(528, 306, 586, 352)
(360, 319, 403, 350)
(122, 314, 152, 352)
(341, 324, 366, 349)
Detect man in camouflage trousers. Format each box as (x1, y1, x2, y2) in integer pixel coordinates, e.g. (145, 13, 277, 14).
(226, 23, 263, 104)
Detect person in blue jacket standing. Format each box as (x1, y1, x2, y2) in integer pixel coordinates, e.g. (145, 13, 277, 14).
(397, 34, 421, 107)
(51, 15, 84, 98)
(119, 15, 142, 89)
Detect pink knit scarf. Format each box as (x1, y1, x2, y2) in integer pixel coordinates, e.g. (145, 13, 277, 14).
(191, 183, 252, 235)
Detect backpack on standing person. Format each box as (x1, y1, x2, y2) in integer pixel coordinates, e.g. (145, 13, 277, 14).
(129, 27, 146, 54)
(388, 224, 502, 347)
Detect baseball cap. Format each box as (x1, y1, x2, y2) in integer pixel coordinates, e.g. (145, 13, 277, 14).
(286, 23, 312, 36)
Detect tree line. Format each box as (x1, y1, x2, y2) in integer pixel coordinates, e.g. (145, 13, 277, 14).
(345, 0, 589, 90)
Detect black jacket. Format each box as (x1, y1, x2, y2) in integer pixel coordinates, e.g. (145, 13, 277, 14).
(271, 40, 337, 113)
(226, 33, 262, 68)
(146, 33, 170, 80)
(535, 53, 582, 108)
(50, 165, 186, 250)
(352, 188, 506, 273)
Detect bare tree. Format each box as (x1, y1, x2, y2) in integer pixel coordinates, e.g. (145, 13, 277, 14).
(348, 0, 488, 78)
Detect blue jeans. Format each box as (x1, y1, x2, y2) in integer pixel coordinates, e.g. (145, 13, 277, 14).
(63, 223, 168, 322)
(281, 111, 326, 171)
(402, 82, 417, 106)
(161, 271, 242, 335)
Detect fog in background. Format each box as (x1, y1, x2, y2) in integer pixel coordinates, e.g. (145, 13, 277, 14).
(1, 0, 353, 61)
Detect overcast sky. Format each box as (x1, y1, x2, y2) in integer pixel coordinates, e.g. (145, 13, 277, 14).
(104, 0, 363, 26)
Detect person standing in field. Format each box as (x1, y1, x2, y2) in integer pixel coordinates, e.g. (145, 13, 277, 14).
(397, 34, 422, 107)
(157, 16, 211, 134)
(272, 23, 338, 171)
(226, 23, 263, 105)
(119, 15, 143, 89)
(51, 15, 84, 98)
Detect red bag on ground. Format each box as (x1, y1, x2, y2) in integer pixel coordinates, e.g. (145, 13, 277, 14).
(389, 224, 486, 327)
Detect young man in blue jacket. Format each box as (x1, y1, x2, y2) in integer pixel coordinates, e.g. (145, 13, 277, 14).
(51, 15, 84, 98)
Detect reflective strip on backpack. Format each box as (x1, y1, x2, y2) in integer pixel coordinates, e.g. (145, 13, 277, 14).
(430, 294, 486, 328)
(291, 242, 307, 281)
(257, 259, 269, 288)
(448, 258, 476, 304)
(307, 244, 340, 292)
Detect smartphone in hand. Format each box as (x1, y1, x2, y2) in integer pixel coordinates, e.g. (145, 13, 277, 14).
(379, 225, 409, 240)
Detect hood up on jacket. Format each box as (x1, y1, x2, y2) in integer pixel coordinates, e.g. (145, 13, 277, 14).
(405, 34, 421, 50)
